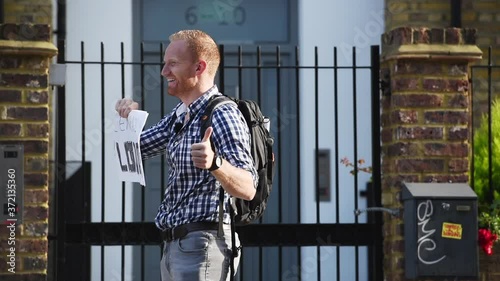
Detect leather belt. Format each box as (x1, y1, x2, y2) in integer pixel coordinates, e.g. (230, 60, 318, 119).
(161, 222, 219, 242)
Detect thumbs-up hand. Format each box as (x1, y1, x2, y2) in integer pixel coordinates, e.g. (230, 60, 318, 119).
(191, 127, 215, 169)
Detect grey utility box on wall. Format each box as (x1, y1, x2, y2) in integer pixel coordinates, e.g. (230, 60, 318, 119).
(402, 183, 478, 279)
(0, 145, 24, 224)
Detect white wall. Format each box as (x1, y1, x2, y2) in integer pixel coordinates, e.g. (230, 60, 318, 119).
(298, 0, 384, 280)
(65, 0, 135, 280)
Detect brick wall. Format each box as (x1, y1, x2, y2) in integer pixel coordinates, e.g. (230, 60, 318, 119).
(385, 0, 450, 32)
(385, 0, 500, 124)
(461, 0, 500, 57)
(460, 1, 500, 131)
(0, 23, 56, 280)
(380, 27, 482, 281)
(3, 0, 53, 25)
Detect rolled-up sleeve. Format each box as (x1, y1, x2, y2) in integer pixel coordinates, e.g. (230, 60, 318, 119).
(210, 104, 258, 188)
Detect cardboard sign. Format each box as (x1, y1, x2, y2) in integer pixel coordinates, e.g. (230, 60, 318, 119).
(112, 110, 149, 186)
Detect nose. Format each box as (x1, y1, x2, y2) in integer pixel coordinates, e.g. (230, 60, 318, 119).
(161, 64, 169, 78)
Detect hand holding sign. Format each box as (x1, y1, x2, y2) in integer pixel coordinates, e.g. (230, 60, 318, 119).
(115, 98, 139, 118)
(191, 126, 215, 170)
(112, 109, 149, 186)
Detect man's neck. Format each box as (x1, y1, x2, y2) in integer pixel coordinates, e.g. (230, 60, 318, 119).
(180, 81, 214, 106)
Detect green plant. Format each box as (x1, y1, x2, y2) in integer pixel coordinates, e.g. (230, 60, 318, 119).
(473, 97, 500, 255)
(473, 98, 500, 203)
(478, 199, 500, 237)
(478, 199, 500, 255)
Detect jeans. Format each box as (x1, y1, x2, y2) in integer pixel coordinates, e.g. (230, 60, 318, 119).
(160, 224, 240, 281)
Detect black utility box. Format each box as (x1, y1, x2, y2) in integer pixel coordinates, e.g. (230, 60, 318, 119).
(402, 183, 478, 279)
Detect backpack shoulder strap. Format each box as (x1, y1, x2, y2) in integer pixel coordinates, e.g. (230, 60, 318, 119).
(200, 95, 236, 140)
(200, 94, 237, 239)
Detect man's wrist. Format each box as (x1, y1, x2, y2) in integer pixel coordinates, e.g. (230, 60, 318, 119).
(209, 155, 223, 171)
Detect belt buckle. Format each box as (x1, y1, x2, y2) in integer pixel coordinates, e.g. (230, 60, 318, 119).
(164, 227, 174, 242)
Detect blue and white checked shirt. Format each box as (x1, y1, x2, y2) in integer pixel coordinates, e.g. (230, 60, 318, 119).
(140, 85, 257, 230)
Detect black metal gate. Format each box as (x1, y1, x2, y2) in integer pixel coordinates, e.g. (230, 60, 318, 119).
(470, 46, 499, 209)
(50, 42, 383, 281)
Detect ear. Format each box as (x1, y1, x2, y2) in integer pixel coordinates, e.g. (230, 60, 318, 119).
(195, 60, 208, 75)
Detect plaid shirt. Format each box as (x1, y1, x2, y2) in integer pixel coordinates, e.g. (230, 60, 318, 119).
(140, 86, 257, 230)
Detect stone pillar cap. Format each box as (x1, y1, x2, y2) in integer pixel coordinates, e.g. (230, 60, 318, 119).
(382, 27, 482, 62)
(0, 40, 57, 57)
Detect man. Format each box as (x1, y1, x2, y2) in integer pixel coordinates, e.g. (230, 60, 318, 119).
(115, 30, 257, 281)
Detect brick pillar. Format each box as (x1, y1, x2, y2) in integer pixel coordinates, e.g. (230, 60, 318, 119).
(380, 27, 482, 281)
(0, 23, 57, 280)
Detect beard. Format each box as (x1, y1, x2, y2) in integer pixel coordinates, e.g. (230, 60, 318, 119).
(167, 77, 197, 97)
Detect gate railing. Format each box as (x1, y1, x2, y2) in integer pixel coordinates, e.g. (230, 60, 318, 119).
(471, 46, 500, 206)
(51, 42, 383, 281)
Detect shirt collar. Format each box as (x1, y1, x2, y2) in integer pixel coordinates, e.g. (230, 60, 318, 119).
(174, 85, 220, 118)
(175, 103, 187, 117)
(187, 85, 220, 116)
